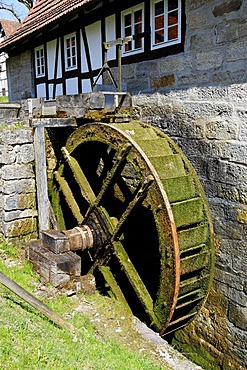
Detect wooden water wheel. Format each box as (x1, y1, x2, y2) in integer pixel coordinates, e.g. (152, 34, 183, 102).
(49, 120, 214, 336)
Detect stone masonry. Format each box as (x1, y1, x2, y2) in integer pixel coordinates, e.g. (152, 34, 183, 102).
(0, 116, 37, 241)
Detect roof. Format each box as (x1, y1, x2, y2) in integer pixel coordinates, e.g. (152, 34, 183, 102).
(0, 19, 19, 38)
(0, 0, 93, 52)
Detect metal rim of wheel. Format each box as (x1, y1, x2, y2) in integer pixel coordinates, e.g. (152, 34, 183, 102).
(51, 121, 214, 336)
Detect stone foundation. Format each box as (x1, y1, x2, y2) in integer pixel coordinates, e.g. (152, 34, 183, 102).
(0, 126, 37, 241)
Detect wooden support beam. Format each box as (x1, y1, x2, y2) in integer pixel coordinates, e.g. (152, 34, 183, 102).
(31, 117, 77, 128)
(0, 271, 76, 333)
(34, 126, 50, 233)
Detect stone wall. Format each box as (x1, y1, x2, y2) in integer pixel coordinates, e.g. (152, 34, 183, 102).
(0, 126, 37, 241)
(132, 84, 247, 369)
(6, 50, 35, 102)
(109, 0, 247, 94)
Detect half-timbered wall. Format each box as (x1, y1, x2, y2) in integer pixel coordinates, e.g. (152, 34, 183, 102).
(28, 0, 185, 100)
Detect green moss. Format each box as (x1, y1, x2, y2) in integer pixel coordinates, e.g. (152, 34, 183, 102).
(172, 336, 221, 370)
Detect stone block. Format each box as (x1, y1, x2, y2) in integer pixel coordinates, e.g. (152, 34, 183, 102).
(177, 71, 210, 86)
(2, 178, 36, 195)
(41, 230, 70, 254)
(212, 0, 242, 17)
(160, 55, 193, 74)
(151, 74, 175, 89)
(0, 129, 33, 145)
(214, 268, 245, 291)
(135, 61, 159, 78)
(207, 159, 247, 186)
(16, 143, 34, 164)
(214, 280, 246, 306)
(190, 33, 214, 51)
(186, 0, 214, 11)
(212, 69, 246, 85)
(4, 193, 36, 211)
(206, 120, 239, 140)
(195, 51, 224, 71)
(0, 145, 16, 164)
(4, 217, 37, 237)
(214, 219, 244, 240)
(4, 209, 37, 222)
(228, 303, 247, 330)
(216, 19, 247, 44)
(1, 163, 34, 180)
(226, 41, 247, 62)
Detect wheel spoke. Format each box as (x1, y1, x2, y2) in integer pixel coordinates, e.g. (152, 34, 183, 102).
(112, 239, 160, 328)
(98, 265, 132, 314)
(95, 143, 132, 206)
(61, 147, 96, 204)
(111, 175, 154, 240)
(54, 171, 84, 224)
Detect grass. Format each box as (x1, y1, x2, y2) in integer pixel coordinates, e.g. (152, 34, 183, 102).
(0, 237, 166, 370)
(0, 96, 8, 102)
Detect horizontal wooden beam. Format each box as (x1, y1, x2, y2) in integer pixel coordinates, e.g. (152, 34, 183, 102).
(31, 117, 77, 127)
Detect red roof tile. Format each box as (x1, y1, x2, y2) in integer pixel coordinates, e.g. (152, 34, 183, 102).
(0, 0, 93, 51)
(0, 19, 20, 38)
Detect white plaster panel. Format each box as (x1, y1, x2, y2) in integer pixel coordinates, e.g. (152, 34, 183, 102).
(36, 83, 46, 98)
(66, 78, 78, 95)
(47, 39, 62, 80)
(106, 14, 116, 61)
(80, 31, 88, 73)
(85, 21, 102, 70)
(82, 79, 92, 93)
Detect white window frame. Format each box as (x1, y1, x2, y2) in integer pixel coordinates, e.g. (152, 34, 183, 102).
(35, 45, 45, 77)
(64, 33, 77, 70)
(121, 4, 144, 56)
(151, 0, 181, 50)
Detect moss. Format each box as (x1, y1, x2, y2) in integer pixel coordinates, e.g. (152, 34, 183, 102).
(172, 335, 221, 370)
(236, 208, 247, 224)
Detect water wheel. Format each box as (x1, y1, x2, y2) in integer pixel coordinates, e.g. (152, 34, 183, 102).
(50, 121, 214, 336)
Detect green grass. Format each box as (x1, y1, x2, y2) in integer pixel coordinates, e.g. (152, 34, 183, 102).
(0, 237, 165, 370)
(0, 96, 8, 102)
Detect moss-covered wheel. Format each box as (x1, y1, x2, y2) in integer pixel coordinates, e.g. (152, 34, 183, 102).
(51, 121, 214, 336)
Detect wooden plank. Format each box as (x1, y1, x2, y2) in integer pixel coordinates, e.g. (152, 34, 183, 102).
(34, 126, 50, 232)
(0, 271, 76, 333)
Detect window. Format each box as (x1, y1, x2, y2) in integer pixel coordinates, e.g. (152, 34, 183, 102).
(121, 4, 144, 55)
(151, 0, 181, 49)
(35, 46, 45, 77)
(65, 33, 77, 70)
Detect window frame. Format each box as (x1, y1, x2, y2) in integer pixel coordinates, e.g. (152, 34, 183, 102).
(121, 3, 145, 57)
(64, 33, 77, 71)
(35, 45, 45, 77)
(150, 0, 182, 50)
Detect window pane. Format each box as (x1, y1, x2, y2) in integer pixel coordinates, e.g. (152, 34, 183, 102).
(125, 26, 132, 37)
(134, 9, 142, 23)
(135, 38, 142, 49)
(155, 30, 164, 44)
(124, 14, 131, 27)
(168, 0, 178, 11)
(135, 23, 142, 35)
(155, 15, 164, 30)
(168, 11, 178, 26)
(155, 1, 164, 16)
(168, 25, 178, 40)
(125, 41, 132, 52)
